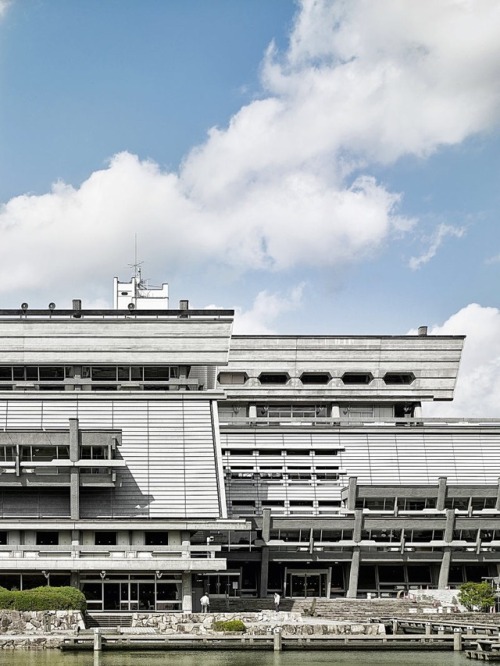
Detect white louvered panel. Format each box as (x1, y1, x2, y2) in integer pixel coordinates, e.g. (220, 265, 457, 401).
(0, 397, 222, 519)
(5, 401, 44, 429)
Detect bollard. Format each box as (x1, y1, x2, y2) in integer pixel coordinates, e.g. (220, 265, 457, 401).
(94, 627, 102, 652)
(453, 629, 463, 652)
(273, 627, 282, 652)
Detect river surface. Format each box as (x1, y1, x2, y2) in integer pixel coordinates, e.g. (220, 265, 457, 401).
(1, 651, 472, 666)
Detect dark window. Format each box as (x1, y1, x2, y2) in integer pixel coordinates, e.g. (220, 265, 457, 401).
(92, 367, 117, 381)
(300, 373, 331, 385)
(342, 373, 373, 385)
(384, 373, 415, 384)
(0, 532, 7, 545)
(378, 565, 404, 583)
(36, 532, 59, 545)
(145, 532, 169, 545)
(144, 367, 171, 381)
(258, 373, 289, 384)
(218, 372, 248, 385)
(0, 368, 11, 381)
(39, 367, 65, 381)
(13, 367, 25, 380)
(358, 566, 376, 587)
(95, 532, 117, 546)
(407, 566, 431, 583)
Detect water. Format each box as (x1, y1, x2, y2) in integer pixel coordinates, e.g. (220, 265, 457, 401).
(0, 652, 472, 666)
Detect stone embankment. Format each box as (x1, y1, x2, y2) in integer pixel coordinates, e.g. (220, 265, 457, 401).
(130, 611, 384, 636)
(0, 610, 84, 650)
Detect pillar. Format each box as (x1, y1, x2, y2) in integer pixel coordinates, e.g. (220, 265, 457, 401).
(438, 549, 452, 589)
(346, 477, 358, 511)
(69, 419, 80, 520)
(347, 548, 360, 598)
(437, 477, 447, 511)
(260, 546, 269, 598)
(495, 478, 500, 511)
(182, 572, 193, 612)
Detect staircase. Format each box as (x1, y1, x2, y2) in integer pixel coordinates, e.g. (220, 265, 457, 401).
(209, 597, 439, 618)
(85, 613, 133, 628)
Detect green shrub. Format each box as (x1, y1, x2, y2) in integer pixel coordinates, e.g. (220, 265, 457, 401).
(458, 582, 496, 612)
(0, 586, 14, 609)
(0, 586, 86, 612)
(213, 619, 246, 633)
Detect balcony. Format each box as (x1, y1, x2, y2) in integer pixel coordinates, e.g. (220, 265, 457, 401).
(0, 544, 225, 571)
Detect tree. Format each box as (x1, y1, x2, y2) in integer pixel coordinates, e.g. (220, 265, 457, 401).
(458, 582, 496, 612)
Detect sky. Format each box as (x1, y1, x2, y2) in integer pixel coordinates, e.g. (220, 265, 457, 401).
(1, 0, 500, 416)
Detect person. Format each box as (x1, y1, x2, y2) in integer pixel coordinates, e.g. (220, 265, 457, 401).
(274, 592, 280, 611)
(200, 593, 210, 613)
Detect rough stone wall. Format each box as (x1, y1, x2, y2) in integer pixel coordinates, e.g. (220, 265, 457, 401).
(131, 611, 385, 636)
(0, 610, 84, 634)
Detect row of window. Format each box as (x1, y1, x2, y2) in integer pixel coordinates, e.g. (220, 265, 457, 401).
(0, 365, 180, 382)
(0, 531, 173, 546)
(356, 497, 497, 511)
(218, 372, 415, 386)
(222, 450, 338, 456)
(228, 471, 340, 480)
(0, 445, 111, 462)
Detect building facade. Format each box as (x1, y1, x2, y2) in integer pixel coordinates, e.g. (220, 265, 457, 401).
(0, 277, 498, 609)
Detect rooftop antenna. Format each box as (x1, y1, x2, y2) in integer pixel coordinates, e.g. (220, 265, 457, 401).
(128, 234, 144, 288)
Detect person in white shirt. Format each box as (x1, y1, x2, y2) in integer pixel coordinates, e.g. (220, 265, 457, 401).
(274, 592, 280, 611)
(200, 593, 210, 613)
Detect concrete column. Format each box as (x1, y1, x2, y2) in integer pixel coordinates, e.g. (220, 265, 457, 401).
(347, 548, 360, 598)
(346, 477, 358, 511)
(454, 629, 463, 651)
(182, 572, 193, 612)
(353, 509, 363, 543)
(69, 419, 80, 520)
(437, 477, 447, 511)
(69, 418, 79, 462)
(70, 572, 79, 588)
(495, 478, 500, 511)
(438, 548, 452, 589)
(273, 627, 282, 651)
(262, 508, 271, 543)
(331, 404, 340, 422)
(259, 546, 269, 598)
(444, 508, 456, 543)
(70, 468, 80, 520)
(93, 628, 102, 651)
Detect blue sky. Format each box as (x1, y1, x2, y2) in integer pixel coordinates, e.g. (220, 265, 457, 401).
(1, 0, 500, 415)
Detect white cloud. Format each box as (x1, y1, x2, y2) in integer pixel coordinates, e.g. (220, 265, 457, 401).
(1, 1, 500, 302)
(0, 1, 10, 19)
(232, 284, 305, 334)
(423, 304, 500, 418)
(409, 223, 465, 270)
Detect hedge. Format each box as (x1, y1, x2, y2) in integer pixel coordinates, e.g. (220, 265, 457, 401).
(213, 619, 246, 632)
(0, 586, 87, 612)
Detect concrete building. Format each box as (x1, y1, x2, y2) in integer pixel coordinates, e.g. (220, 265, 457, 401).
(0, 276, 498, 609)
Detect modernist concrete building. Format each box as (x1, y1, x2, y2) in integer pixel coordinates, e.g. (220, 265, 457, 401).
(0, 275, 498, 610)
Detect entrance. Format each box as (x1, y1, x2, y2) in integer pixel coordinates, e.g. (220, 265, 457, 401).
(81, 574, 182, 612)
(286, 569, 328, 598)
